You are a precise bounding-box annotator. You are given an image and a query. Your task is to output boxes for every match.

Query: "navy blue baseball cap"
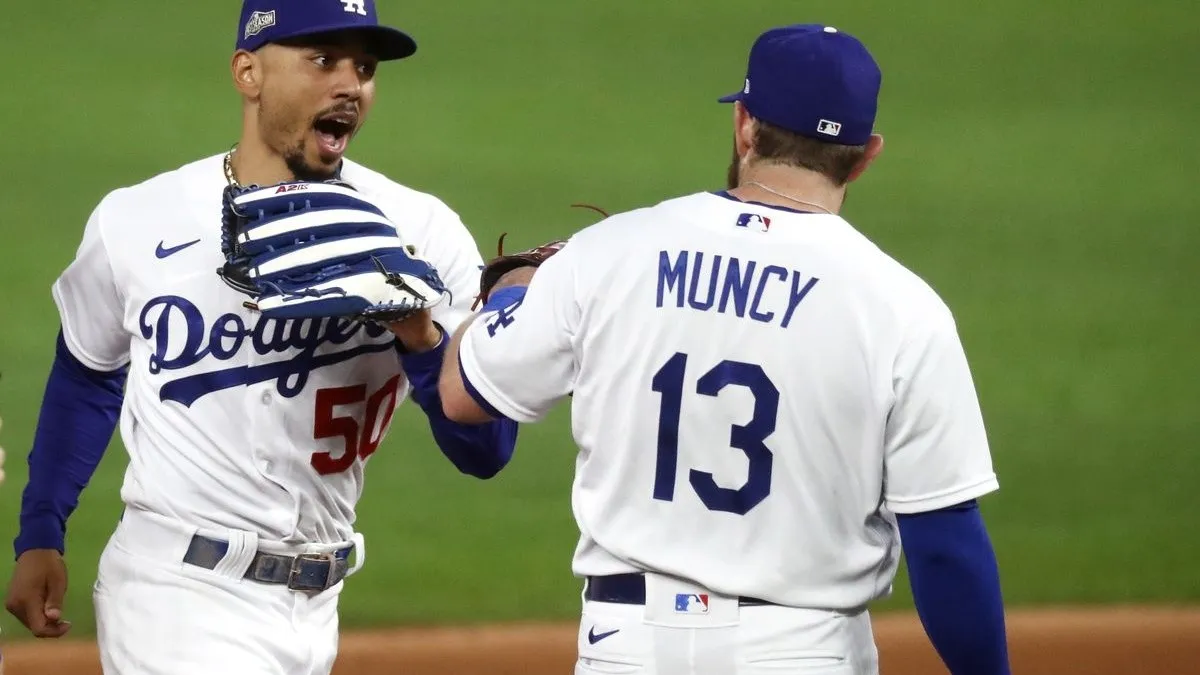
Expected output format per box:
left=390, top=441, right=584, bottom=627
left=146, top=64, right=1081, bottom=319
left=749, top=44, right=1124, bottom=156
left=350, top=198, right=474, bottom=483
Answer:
left=236, top=0, right=416, bottom=61
left=719, top=24, right=881, bottom=146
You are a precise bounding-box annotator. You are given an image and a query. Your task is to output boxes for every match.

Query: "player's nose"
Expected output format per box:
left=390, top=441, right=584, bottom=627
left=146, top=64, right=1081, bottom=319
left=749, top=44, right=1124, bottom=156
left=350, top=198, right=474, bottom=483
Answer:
left=329, top=60, right=364, bottom=100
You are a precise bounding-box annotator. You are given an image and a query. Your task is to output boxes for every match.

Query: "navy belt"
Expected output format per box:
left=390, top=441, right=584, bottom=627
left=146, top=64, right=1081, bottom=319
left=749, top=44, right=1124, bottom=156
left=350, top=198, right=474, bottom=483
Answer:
left=183, top=535, right=352, bottom=592
left=585, top=573, right=774, bottom=607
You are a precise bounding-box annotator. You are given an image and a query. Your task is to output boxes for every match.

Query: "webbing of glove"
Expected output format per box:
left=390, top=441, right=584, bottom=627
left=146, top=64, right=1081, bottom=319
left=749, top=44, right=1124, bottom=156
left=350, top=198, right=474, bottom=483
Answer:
left=472, top=233, right=568, bottom=310
left=216, top=179, right=372, bottom=300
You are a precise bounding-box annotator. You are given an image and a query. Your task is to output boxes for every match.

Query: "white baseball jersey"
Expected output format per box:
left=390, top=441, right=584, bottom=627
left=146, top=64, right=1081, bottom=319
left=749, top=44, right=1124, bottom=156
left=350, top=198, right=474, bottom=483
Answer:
left=53, top=153, right=483, bottom=545
left=458, top=191, right=999, bottom=610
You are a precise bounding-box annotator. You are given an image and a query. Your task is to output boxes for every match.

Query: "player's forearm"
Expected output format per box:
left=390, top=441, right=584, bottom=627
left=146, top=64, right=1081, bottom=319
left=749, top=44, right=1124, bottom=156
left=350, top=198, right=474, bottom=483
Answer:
left=425, top=409, right=517, bottom=478
left=15, top=331, right=125, bottom=557
left=438, top=315, right=477, bottom=419
left=896, top=500, right=1010, bottom=675
left=398, top=323, right=517, bottom=478
left=438, top=286, right=529, bottom=424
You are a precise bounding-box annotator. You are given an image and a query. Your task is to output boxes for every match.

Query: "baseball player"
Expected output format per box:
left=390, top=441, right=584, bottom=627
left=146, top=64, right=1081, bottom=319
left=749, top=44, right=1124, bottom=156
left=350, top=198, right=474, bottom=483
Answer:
left=4, top=2, right=518, bottom=673
left=439, top=24, right=1010, bottom=675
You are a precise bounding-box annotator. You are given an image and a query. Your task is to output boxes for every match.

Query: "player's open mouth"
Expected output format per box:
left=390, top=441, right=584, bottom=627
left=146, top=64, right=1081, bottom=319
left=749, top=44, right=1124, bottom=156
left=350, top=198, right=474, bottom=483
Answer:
left=313, top=113, right=357, bottom=158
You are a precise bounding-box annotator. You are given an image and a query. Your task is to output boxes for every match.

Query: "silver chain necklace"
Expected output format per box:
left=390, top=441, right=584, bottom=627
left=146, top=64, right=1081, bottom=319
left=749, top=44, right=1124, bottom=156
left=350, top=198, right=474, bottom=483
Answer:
left=743, top=180, right=833, bottom=214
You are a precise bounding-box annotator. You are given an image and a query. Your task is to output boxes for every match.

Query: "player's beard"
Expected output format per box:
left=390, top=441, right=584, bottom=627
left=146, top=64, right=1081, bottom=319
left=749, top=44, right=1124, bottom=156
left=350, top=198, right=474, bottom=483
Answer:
left=726, top=142, right=740, bottom=189
left=283, top=141, right=337, bottom=182
left=259, top=96, right=339, bottom=182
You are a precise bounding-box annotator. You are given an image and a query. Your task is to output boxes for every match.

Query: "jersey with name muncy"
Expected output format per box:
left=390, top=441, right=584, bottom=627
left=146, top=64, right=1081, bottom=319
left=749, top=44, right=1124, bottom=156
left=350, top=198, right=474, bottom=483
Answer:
left=457, top=191, right=999, bottom=610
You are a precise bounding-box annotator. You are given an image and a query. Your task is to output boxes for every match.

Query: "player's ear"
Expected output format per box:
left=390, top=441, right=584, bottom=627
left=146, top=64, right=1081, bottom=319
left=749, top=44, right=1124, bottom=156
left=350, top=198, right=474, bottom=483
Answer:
left=232, top=49, right=262, bottom=100
left=845, top=133, right=884, bottom=184
left=733, top=102, right=756, bottom=160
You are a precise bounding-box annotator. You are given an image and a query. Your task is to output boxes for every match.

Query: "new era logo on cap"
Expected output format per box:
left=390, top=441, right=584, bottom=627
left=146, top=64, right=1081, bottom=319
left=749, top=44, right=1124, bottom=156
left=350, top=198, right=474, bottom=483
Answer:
left=817, top=119, right=842, bottom=136
left=674, top=593, right=710, bottom=614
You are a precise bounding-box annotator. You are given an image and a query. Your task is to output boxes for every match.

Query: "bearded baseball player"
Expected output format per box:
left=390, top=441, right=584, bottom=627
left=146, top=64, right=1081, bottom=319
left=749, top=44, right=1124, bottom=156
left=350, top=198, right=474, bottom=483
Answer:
left=3, top=1, right=519, bottom=673
left=439, top=24, right=1010, bottom=675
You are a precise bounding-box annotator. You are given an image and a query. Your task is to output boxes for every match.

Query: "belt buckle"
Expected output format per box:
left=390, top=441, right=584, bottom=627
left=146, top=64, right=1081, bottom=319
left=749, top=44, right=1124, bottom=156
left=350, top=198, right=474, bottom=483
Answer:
left=287, top=552, right=336, bottom=592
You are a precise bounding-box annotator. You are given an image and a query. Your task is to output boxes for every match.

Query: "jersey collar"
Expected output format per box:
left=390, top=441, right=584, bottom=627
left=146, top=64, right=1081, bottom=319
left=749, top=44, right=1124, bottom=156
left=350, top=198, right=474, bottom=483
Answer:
left=710, top=190, right=815, bottom=215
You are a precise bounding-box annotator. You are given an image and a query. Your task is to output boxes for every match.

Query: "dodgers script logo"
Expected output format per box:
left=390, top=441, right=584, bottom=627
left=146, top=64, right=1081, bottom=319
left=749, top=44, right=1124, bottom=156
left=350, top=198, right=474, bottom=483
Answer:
left=139, top=296, right=393, bottom=407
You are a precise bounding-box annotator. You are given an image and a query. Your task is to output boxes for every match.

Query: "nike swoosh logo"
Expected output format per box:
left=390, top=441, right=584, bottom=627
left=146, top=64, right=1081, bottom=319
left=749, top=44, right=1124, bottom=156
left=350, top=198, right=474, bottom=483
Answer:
left=156, top=239, right=202, bottom=259
left=587, top=627, right=620, bottom=644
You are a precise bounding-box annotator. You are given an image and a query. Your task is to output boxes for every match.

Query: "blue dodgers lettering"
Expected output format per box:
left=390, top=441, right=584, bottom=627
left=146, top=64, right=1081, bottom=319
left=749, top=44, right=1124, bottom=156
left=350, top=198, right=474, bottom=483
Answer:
left=138, top=295, right=392, bottom=407
left=654, top=250, right=820, bottom=328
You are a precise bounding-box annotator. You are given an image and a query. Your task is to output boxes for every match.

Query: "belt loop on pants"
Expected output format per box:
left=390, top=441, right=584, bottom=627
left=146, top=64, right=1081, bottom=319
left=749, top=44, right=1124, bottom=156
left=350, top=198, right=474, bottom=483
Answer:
left=584, top=573, right=774, bottom=607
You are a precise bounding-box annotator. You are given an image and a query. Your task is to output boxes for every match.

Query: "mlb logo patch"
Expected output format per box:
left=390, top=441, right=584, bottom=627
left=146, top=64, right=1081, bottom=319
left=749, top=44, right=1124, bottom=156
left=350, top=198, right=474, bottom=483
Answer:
left=736, top=213, right=771, bottom=232
left=674, top=593, right=710, bottom=614
left=817, top=119, right=842, bottom=137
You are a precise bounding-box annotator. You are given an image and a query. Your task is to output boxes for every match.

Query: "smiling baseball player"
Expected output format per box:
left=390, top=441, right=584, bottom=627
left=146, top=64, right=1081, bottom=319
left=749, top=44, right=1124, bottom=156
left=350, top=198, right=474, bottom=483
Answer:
left=439, top=24, right=1010, bottom=675
left=4, top=2, right=518, bottom=673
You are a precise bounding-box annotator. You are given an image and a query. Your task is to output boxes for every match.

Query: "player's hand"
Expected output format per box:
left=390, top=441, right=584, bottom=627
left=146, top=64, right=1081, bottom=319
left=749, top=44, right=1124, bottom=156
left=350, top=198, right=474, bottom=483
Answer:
left=4, top=549, right=72, bottom=638
left=493, top=266, right=536, bottom=291
left=472, top=235, right=566, bottom=310
left=388, top=310, right=443, bottom=353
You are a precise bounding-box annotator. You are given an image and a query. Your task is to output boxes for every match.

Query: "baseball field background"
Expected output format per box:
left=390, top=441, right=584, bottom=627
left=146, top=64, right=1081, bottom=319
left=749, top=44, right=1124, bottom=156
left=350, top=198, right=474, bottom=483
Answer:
left=1, top=0, right=1198, bottom=673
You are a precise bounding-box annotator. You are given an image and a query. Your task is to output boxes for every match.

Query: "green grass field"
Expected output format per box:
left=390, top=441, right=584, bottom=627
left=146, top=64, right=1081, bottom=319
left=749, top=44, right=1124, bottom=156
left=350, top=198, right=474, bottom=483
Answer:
left=1, top=0, right=1198, bottom=641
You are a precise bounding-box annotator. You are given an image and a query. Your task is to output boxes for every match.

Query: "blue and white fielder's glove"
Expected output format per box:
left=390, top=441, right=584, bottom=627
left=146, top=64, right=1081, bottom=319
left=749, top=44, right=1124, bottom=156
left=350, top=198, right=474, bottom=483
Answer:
left=216, top=180, right=450, bottom=322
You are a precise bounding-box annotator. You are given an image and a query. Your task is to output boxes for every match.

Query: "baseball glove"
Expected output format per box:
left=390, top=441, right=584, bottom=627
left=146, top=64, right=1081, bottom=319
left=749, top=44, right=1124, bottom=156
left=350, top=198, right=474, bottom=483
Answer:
left=217, top=180, right=450, bottom=323
left=470, top=203, right=608, bottom=310
left=472, top=234, right=567, bottom=310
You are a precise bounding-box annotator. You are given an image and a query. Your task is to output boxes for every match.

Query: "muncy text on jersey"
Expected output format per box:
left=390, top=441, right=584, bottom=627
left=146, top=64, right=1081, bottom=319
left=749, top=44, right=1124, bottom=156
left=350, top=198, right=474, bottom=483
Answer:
left=656, top=250, right=819, bottom=328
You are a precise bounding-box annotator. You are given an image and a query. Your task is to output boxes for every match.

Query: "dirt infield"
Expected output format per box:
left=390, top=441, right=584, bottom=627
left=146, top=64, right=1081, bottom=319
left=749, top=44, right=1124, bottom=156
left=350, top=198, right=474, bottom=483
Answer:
left=3, top=607, right=1198, bottom=674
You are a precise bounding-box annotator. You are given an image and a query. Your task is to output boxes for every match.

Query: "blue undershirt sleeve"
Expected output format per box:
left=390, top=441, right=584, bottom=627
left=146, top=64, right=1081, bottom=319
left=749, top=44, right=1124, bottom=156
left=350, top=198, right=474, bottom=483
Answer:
left=14, top=330, right=126, bottom=558
left=396, top=323, right=518, bottom=478
left=896, top=500, right=1011, bottom=675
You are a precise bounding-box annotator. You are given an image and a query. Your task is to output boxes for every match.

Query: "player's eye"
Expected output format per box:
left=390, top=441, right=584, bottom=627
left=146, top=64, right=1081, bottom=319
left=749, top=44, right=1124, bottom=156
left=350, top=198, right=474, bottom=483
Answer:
left=311, top=54, right=332, bottom=68
left=357, top=60, right=378, bottom=78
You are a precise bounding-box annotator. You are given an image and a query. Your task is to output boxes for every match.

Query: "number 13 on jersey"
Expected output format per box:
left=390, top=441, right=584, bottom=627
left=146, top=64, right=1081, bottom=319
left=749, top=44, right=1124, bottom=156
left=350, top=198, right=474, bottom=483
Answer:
left=651, top=352, right=780, bottom=516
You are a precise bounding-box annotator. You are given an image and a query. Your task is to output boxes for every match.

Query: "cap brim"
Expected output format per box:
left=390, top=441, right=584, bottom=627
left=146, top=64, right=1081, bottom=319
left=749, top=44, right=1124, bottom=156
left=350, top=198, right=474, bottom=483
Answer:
left=356, top=25, right=418, bottom=61
left=718, top=91, right=744, bottom=103
left=273, top=24, right=417, bottom=61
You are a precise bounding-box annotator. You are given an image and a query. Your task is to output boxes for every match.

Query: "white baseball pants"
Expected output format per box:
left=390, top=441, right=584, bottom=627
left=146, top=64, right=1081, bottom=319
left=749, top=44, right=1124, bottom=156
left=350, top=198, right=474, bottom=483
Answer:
left=93, top=508, right=354, bottom=675
left=575, top=573, right=879, bottom=675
